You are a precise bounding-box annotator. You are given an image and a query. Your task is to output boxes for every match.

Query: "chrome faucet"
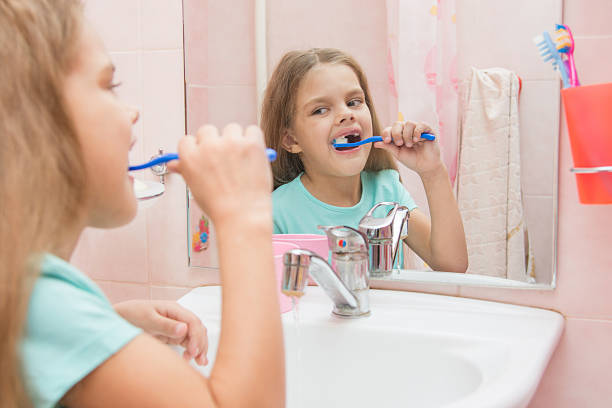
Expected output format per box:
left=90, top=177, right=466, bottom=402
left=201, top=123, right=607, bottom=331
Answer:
left=281, top=226, right=370, bottom=318
left=358, top=202, right=410, bottom=277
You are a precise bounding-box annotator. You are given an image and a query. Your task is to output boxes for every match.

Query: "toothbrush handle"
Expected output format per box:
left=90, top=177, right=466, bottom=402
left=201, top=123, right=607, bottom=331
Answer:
left=375, top=133, right=436, bottom=141
left=420, top=133, right=436, bottom=141
left=128, top=153, right=178, bottom=171
left=128, top=148, right=277, bottom=171
left=568, top=54, right=580, bottom=87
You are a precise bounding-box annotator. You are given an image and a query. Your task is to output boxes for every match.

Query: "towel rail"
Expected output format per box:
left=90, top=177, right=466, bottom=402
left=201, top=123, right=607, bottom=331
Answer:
left=570, top=166, right=612, bottom=174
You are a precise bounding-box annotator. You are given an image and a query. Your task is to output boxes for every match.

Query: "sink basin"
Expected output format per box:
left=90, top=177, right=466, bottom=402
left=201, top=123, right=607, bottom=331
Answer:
left=178, top=286, right=563, bottom=408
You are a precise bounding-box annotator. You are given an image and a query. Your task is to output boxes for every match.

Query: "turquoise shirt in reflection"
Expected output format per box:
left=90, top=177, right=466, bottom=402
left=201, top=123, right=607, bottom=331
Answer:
left=272, top=169, right=418, bottom=266
left=21, top=254, right=141, bottom=408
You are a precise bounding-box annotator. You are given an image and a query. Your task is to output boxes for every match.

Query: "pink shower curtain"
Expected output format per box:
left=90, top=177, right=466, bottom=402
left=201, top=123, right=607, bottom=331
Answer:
left=386, top=0, right=458, bottom=190
left=386, top=0, right=458, bottom=270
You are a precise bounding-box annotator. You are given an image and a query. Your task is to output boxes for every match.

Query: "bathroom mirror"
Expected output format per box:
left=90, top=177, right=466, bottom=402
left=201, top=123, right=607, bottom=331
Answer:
left=183, top=0, right=561, bottom=289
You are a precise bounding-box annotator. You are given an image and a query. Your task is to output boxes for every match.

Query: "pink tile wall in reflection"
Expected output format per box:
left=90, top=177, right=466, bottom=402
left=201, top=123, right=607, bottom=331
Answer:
left=72, top=0, right=195, bottom=301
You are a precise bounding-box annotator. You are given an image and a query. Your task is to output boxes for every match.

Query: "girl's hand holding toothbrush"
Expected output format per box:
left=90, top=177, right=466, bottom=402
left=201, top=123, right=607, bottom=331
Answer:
left=167, top=124, right=272, bottom=225
left=376, top=120, right=445, bottom=177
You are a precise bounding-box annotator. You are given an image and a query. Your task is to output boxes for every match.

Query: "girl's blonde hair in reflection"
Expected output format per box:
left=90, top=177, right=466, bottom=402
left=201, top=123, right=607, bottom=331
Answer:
left=261, top=48, right=398, bottom=190
left=0, top=0, right=86, bottom=406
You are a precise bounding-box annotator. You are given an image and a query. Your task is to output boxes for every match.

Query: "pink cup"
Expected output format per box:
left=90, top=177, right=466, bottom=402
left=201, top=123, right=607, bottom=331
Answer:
left=273, top=241, right=299, bottom=313
left=272, top=234, right=329, bottom=285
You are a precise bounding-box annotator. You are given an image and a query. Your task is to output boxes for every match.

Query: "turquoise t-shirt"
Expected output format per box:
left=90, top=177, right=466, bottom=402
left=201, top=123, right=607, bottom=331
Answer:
left=273, top=169, right=417, bottom=235
left=21, top=254, right=142, bottom=408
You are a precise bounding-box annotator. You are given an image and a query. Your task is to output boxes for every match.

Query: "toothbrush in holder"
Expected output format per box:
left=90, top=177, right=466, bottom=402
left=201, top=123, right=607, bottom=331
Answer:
left=333, top=133, right=435, bottom=149
left=533, top=31, right=571, bottom=88
left=128, top=148, right=277, bottom=171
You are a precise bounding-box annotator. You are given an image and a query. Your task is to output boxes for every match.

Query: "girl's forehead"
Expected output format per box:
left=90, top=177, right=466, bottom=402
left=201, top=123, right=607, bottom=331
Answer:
left=298, top=64, right=362, bottom=101
left=72, top=24, right=111, bottom=73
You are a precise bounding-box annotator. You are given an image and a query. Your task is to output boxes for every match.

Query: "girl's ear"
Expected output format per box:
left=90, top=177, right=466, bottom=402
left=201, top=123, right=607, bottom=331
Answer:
left=281, top=129, right=302, bottom=154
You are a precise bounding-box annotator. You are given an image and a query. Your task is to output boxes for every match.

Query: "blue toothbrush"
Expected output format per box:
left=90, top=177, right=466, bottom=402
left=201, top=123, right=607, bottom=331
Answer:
left=533, top=31, right=571, bottom=88
left=128, top=148, right=277, bottom=171
left=332, top=133, right=435, bottom=148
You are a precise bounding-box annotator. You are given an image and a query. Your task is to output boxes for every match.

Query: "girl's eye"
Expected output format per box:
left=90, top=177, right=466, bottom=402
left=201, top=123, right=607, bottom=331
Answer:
left=348, top=98, right=363, bottom=107
left=312, top=107, right=328, bottom=115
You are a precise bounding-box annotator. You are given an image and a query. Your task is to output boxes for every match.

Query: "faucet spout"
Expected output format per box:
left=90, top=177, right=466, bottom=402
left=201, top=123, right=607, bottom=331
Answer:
left=282, top=246, right=370, bottom=318
left=282, top=249, right=357, bottom=306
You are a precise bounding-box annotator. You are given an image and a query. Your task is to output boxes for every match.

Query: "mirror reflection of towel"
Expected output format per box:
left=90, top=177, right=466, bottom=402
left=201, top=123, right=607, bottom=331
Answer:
left=457, top=68, right=534, bottom=281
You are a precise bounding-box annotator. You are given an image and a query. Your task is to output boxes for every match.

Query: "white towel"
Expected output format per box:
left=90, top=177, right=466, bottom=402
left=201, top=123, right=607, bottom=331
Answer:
left=457, top=68, right=533, bottom=281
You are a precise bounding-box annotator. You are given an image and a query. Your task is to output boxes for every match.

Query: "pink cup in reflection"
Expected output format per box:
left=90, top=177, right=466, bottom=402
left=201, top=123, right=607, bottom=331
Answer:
left=273, top=241, right=299, bottom=313
left=272, top=234, right=329, bottom=285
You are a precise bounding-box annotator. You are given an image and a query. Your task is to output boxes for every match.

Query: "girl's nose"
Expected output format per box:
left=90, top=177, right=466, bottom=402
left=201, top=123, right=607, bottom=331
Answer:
left=336, top=109, right=354, bottom=125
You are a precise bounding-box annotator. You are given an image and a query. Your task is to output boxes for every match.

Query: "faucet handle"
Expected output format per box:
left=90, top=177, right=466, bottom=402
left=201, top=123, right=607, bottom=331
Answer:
left=358, top=202, right=400, bottom=240
left=318, top=225, right=368, bottom=254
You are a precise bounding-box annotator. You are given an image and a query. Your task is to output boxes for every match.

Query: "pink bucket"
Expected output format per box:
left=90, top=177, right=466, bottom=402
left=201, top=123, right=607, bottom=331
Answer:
left=272, top=234, right=329, bottom=286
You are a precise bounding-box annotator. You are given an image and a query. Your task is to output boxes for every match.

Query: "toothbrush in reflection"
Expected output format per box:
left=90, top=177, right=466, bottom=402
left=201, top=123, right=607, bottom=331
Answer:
left=128, top=148, right=277, bottom=171
left=332, top=134, right=435, bottom=149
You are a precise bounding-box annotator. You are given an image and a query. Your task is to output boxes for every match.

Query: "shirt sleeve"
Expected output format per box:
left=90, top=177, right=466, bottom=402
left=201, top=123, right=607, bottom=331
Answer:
left=22, top=261, right=141, bottom=408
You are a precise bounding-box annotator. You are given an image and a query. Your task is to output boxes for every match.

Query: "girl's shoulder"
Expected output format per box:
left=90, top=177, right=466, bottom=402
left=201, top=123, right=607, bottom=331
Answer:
left=24, top=254, right=141, bottom=408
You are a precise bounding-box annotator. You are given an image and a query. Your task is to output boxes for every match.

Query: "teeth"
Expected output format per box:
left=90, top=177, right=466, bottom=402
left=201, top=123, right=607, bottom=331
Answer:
left=333, top=136, right=349, bottom=144
left=333, top=133, right=360, bottom=145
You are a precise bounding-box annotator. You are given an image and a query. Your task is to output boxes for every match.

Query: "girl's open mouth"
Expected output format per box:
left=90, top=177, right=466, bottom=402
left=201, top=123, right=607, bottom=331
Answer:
left=332, top=133, right=361, bottom=151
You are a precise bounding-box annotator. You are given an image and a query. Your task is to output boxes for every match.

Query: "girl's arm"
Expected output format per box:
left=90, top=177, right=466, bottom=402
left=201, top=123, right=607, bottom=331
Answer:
left=377, top=121, right=468, bottom=273
left=403, top=165, right=468, bottom=272
left=62, top=125, right=284, bottom=408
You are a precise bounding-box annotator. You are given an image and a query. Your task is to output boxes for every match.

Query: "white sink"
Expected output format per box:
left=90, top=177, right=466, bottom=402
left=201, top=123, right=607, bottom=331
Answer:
left=178, top=286, right=563, bottom=408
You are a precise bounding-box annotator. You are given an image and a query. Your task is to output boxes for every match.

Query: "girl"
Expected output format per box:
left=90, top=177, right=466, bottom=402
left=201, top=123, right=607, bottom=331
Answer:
left=263, top=48, right=467, bottom=273
left=0, top=1, right=283, bottom=407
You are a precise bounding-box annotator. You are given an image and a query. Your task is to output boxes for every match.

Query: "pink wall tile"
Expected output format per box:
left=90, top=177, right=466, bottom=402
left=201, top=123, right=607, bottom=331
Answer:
left=141, top=50, right=186, bottom=160
left=184, top=0, right=255, bottom=86
left=203, top=85, right=258, bottom=129
left=523, top=195, right=555, bottom=284
left=572, top=37, right=612, bottom=86
left=84, top=0, right=140, bottom=52
left=150, top=285, right=193, bottom=301
left=529, top=319, right=612, bottom=408
left=77, top=213, right=149, bottom=283
left=186, top=86, right=208, bottom=134
left=519, top=80, right=560, bottom=196
left=267, top=0, right=388, bottom=113
left=456, top=0, right=562, bottom=81
left=564, top=0, right=612, bottom=37
left=141, top=0, right=184, bottom=50
left=206, top=0, right=255, bottom=86
left=182, top=0, right=208, bottom=85
left=95, top=281, right=150, bottom=303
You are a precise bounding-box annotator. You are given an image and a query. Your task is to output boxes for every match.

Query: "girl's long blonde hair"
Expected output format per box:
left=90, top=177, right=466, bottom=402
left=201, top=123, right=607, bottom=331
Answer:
left=0, top=1, right=85, bottom=406
left=261, top=48, right=397, bottom=190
